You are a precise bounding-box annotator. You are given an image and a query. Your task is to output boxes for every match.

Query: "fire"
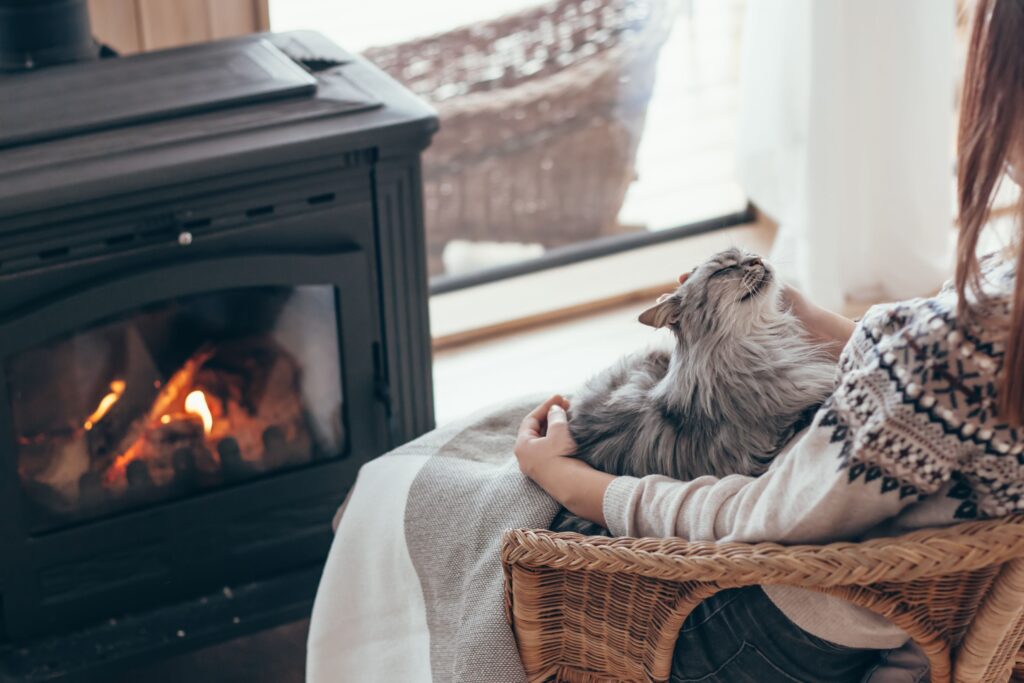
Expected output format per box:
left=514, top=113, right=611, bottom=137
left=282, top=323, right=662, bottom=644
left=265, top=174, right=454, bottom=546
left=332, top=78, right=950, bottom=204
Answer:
left=103, top=386, right=216, bottom=486
left=184, top=390, right=214, bottom=434
left=84, top=380, right=126, bottom=430
left=108, top=440, right=145, bottom=484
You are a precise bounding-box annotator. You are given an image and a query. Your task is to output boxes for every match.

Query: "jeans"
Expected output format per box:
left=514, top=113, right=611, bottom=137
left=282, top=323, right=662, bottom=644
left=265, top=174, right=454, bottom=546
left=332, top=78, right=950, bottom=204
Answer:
left=670, top=587, right=929, bottom=683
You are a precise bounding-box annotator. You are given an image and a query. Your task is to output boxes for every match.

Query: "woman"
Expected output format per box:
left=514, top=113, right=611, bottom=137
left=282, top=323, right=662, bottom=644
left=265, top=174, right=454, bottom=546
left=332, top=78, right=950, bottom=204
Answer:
left=514, top=1, right=1024, bottom=680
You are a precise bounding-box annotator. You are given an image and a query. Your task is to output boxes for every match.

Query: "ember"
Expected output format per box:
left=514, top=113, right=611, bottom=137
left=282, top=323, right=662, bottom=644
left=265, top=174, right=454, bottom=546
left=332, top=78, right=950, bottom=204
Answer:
left=15, top=334, right=320, bottom=518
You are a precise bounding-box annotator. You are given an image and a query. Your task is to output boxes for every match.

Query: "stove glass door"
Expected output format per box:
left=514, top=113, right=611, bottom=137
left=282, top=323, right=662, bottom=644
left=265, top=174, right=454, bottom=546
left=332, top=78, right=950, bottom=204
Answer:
left=10, top=285, right=345, bottom=532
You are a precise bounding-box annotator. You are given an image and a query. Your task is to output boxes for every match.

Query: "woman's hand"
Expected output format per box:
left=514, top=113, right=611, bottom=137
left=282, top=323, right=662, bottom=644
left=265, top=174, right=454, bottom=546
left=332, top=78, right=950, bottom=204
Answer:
left=780, top=284, right=856, bottom=360
left=514, top=395, right=615, bottom=529
left=514, top=394, right=576, bottom=479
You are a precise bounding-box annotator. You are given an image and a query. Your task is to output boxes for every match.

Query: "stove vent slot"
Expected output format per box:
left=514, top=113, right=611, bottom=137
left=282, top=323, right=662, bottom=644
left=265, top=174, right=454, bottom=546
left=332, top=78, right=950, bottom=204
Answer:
left=139, top=226, right=178, bottom=240
left=307, top=192, right=335, bottom=205
left=181, top=218, right=212, bottom=230
left=104, top=233, right=136, bottom=247
left=0, top=176, right=355, bottom=275
left=245, top=205, right=276, bottom=218
left=39, top=247, right=70, bottom=260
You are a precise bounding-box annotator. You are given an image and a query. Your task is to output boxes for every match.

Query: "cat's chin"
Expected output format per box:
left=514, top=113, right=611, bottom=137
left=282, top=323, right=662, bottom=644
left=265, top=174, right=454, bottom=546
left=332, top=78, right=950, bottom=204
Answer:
left=740, top=269, right=773, bottom=302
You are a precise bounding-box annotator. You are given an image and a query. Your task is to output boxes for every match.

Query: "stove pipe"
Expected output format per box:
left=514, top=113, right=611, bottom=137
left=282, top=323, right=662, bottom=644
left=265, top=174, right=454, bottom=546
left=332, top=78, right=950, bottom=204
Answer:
left=0, top=0, right=98, bottom=72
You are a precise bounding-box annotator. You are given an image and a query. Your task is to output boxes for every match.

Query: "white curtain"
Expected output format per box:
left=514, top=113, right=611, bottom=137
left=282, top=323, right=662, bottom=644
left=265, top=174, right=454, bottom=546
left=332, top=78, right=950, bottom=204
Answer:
left=736, top=0, right=956, bottom=311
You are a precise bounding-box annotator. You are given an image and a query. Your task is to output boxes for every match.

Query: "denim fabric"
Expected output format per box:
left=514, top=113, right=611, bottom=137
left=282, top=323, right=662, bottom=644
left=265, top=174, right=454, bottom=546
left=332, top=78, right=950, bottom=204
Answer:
left=670, top=587, right=928, bottom=683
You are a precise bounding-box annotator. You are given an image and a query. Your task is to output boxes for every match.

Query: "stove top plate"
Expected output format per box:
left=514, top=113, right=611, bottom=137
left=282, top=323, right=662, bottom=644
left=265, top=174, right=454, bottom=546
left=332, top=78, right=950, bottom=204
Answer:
left=0, top=39, right=319, bottom=149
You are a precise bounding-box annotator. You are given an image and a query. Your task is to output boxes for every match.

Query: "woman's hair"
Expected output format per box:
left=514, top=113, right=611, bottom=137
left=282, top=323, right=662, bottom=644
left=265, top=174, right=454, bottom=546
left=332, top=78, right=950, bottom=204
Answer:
left=957, top=0, right=1024, bottom=425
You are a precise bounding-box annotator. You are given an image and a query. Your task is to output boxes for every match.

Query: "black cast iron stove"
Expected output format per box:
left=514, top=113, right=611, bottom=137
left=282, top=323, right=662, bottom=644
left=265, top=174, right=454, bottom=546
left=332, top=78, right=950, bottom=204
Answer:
left=0, top=13, right=437, bottom=681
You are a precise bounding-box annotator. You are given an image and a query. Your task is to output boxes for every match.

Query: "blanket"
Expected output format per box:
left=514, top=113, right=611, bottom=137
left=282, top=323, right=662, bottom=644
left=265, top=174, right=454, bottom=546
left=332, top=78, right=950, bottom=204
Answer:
left=306, top=395, right=557, bottom=682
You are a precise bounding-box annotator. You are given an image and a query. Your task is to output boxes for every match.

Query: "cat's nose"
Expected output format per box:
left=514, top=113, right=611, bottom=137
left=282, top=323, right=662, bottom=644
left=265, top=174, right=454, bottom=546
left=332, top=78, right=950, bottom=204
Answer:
left=744, top=257, right=764, bottom=269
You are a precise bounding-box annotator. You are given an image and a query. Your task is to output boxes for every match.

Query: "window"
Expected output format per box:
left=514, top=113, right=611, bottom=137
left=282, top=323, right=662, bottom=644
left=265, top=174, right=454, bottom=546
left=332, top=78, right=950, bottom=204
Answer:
left=271, top=0, right=750, bottom=287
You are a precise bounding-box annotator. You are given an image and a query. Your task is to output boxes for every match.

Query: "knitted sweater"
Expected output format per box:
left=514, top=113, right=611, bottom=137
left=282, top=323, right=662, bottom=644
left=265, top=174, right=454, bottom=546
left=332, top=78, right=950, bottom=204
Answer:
left=602, top=257, right=1019, bottom=649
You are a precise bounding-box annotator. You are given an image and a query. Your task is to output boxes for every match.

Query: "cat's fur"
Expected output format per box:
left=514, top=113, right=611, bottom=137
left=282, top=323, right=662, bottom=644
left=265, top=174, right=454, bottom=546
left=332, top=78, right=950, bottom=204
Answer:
left=551, top=248, right=838, bottom=536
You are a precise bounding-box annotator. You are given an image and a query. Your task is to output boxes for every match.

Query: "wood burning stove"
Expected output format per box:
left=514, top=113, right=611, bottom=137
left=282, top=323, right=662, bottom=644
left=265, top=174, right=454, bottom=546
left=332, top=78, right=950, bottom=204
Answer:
left=0, top=29, right=436, bottom=681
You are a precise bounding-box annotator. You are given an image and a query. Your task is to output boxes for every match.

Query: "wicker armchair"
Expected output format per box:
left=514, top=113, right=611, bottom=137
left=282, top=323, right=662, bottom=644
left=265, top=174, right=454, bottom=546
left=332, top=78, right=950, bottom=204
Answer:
left=501, top=517, right=1024, bottom=683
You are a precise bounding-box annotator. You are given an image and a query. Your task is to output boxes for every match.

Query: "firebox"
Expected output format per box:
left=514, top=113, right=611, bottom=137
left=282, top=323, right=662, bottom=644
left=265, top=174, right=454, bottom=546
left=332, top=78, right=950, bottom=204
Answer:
left=0, top=28, right=436, bottom=680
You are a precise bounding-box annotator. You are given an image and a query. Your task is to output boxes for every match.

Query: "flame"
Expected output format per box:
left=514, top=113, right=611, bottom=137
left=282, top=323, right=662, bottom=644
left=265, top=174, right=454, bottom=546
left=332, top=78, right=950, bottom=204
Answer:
left=145, top=347, right=213, bottom=424
left=184, top=390, right=214, bottom=434
left=108, top=440, right=145, bottom=484
left=84, top=380, right=126, bottom=430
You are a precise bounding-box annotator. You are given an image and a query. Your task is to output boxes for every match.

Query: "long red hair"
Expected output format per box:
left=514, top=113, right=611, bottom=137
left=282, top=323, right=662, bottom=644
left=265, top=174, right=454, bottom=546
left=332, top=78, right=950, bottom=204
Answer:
left=957, top=0, right=1024, bottom=425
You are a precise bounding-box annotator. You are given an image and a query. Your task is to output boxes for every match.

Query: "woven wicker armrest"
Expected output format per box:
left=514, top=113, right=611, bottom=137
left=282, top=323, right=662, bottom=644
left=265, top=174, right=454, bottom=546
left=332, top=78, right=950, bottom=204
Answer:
left=501, top=518, right=1024, bottom=683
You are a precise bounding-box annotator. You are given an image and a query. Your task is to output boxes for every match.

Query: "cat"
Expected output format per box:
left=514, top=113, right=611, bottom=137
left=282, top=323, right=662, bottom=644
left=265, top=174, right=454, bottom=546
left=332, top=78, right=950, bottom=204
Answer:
left=551, top=247, right=838, bottom=536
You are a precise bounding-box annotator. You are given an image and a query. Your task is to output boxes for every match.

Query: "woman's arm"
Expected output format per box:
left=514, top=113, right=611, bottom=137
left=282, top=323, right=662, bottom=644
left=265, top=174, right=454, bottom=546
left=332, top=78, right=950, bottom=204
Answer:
left=601, top=418, right=907, bottom=544
left=516, top=392, right=940, bottom=544
left=518, top=286, right=975, bottom=543
left=513, top=391, right=910, bottom=542
left=517, top=313, right=969, bottom=543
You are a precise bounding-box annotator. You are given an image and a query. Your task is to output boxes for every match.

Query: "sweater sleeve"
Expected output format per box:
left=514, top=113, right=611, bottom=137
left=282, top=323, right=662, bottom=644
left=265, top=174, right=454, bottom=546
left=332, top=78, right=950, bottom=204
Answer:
left=604, top=299, right=975, bottom=543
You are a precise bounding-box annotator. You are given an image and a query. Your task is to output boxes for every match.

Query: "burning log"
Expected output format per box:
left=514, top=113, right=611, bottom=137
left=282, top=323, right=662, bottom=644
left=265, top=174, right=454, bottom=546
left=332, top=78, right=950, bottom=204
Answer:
left=126, top=459, right=154, bottom=494
left=217, top=437, right=248, bottom=480
left=171, top=447, right=198, bottom=493
left=78, top=470, right=107, bottom=510
left=20, top=335, right=315, bottom=517
left=152, top=412, right=205, bottom=446
left=261, top=426, right=288, bottom=469
left=145, top=347, right=215, bottom=424
left=16, top=432, right=89, bottom=510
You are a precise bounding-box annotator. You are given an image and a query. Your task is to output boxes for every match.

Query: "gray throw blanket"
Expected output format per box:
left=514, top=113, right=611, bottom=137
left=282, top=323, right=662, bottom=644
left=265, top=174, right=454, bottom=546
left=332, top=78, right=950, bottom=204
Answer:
left=307, top=396, right=558, bottom=682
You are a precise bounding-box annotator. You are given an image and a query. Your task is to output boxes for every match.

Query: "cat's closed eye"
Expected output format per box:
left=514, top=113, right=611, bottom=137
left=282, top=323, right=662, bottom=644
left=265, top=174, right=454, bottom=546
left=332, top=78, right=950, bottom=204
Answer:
left=710, top=265, right=739, bottom=278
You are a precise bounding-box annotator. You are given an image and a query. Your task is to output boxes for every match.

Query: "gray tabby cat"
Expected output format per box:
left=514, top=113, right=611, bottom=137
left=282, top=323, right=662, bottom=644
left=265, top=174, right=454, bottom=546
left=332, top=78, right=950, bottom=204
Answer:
left=551, top=247, right=837, bottom=536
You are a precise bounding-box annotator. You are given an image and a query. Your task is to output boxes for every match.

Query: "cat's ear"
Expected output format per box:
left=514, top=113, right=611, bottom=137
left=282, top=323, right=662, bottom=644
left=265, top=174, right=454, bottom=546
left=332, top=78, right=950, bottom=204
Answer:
left=638, top=298, right=680, bottom=328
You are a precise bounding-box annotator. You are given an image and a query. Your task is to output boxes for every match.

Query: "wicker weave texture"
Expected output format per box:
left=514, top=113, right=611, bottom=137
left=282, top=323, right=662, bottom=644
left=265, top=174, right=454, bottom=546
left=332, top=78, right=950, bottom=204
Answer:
left=364, top=0, right=673, bottom=275
left=502, top=517, right=1024, bottom=683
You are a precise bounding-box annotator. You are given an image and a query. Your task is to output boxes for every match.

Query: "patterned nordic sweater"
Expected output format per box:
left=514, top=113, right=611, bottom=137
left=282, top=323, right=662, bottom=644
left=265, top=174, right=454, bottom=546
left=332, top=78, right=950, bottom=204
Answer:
left=602, top=257, right=1020, bottom=649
